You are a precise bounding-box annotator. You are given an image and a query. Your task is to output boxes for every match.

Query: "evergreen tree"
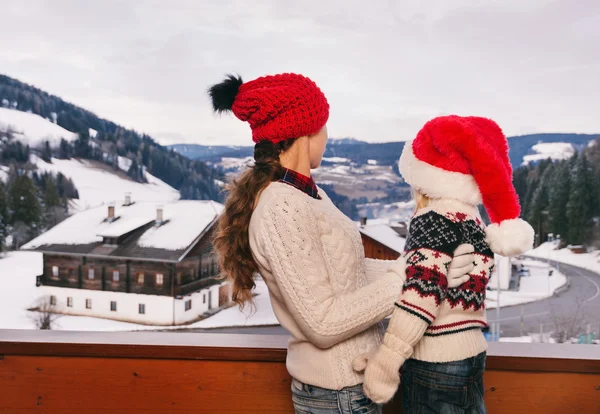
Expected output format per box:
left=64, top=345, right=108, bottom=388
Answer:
left=43, top=177, right=61, bottom=208
left=527, top=163, right=554, bottom=244
left=73, top=131, right=91, bottom=158
left=566, top=154, right=594, bottom=245
left=0, top=181, right=8, bottom=251
left=8, top=172, right=42, bottom=247
left=8, top=173, right=42, bottom=227
left=41, top=140, right=52, bottom=162
left=58, top=138, right=72, bottom=159
left=547, top=160, right=570, bottom=242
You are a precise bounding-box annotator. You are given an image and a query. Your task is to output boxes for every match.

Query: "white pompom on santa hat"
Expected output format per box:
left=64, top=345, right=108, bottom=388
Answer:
left=399, top=115, right=535, bottom=257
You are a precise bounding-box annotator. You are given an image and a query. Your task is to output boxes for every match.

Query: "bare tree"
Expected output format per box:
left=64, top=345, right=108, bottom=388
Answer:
left=29, top=296, right=61, bottom=330
left=548, top=298, right=588, bottom=343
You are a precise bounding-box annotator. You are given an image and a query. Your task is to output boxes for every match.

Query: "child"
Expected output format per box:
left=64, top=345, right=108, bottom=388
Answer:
left=353, top=115, right=534, bottom=412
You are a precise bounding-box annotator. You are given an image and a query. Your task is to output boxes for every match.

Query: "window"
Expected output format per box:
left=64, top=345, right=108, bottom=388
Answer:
left=110, top=301, right=117, bottom=312
left=88, top=268, right=95, bottom=280
left=68, top=268, right=76, bottom=280
left=50, top=295, right=56, bottom=306
left=137, top=273, right=145, bottom=285
left=211, top=260, right=216, bottom=276
left=112, top=270, right=120, bottom=282
left=139, top=304, right=146, bottom=314
left=203, top=264, right=209, bottom=277
left=185, top=300, right=192, bottom=311
left=176, top=272, right=182, bottom=285
left=67, top=297, right=73, bottom=307
left=51, top=266, right=59, bottom=279
left=203, top=294, right=206, bottom=304
left=155, top=273, right=164, bottom=286
left=86, top=299, right=92, bottom=309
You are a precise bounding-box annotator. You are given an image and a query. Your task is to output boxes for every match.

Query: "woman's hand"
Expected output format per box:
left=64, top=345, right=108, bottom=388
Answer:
left=447, top=243, right=475, bottom=288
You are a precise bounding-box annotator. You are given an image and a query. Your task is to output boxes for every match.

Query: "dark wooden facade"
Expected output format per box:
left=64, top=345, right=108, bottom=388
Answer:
left=40, top=226, right=221, bottom=298
left=360, top=233, right=402, bottom=260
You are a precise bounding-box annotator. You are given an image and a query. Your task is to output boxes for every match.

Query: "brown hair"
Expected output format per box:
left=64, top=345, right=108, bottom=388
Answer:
left=213, top=138, right=295, bottom=309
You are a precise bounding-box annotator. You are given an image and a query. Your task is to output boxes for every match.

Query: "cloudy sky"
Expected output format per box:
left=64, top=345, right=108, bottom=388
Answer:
left=1, top=0, right=599, bottom=146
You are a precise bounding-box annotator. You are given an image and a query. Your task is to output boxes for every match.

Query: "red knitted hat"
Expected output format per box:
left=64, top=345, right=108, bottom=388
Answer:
left=208, top=73, right=329, bottom=144
left=398, top=115, right=534, bottom=256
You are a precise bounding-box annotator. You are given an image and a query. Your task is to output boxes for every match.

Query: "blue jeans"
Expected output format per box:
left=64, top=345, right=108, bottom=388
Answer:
left=401, top=352, right=487, bottom=414
left=291, top=379, right=381, bottom=414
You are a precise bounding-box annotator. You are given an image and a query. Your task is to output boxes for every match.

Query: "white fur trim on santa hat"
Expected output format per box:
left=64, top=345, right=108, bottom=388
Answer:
left=485, top=218, right=535, bottom=257
left=399, top=141, right=482, bottom=205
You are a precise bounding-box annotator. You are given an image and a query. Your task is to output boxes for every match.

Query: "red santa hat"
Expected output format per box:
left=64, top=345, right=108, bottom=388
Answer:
left=399, top=115, right=534, bottom=257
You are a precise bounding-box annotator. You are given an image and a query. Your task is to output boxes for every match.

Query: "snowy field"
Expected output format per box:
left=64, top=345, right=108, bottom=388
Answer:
left=485, top=260, right=567, bottom=309
left=0, top=107, right=78, bottom=147
left=528, top=242, right=600, bottom=274
left=33, top=155, right=179, bottom=211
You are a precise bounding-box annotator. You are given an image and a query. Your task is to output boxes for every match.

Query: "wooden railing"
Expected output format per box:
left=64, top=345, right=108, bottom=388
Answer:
left=0, top=330, right=598, bottom=413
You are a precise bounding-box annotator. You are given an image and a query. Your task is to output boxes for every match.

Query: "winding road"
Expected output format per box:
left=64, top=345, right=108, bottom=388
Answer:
left=487, top=259, right=600, bottom=338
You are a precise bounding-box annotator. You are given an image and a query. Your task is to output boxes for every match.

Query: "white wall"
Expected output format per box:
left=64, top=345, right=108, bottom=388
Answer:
left=40, top=282, right=228, bottom=326
left=489, top=255, right=512, bottom=290
left=173, top=284, right=223, bottom=324
left=40, top=286, right=175, bottom=325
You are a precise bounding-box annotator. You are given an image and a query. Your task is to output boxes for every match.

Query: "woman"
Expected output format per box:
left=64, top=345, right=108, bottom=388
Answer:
left=209, top=73, right=475, bottom=414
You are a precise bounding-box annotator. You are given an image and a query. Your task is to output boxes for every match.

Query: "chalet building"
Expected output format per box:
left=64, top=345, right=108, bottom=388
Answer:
left=358, top=218, right=406, bottom=260
left=23, top=197, right=230, bottom=325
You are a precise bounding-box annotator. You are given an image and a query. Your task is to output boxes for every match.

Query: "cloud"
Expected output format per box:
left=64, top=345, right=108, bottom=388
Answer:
left=0, top=0, right=598, bottom=145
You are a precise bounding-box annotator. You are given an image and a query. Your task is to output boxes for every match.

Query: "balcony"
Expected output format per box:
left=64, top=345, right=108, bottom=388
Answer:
left=0, top=330, right=598, bottom=413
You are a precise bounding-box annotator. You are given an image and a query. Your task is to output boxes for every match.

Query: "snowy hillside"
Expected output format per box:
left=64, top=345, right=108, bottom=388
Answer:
left=522, top=142, right=575, bottom=165
left=0, top=107, right=78, bottom=147
left=33, top=155, right=179, bottom=211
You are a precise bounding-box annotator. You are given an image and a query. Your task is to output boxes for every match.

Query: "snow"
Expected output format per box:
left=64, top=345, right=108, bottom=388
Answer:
left=367, top=159, right=378, bottom=165
left=499, top=334, right=557, bottom=344
left=0, top=107, right=78, bottom=147
left=137, top=201, right=224, bottom=251
left=0, top=165, right=8, bottom=182
left=23, top=200, right=222, bottom=250
left=357, top=200, right=415, bottom=222
left=194, top=278, right=278, bottom=329
left=33, top=155, right=179, bottom=211
left=322, top=157, right=350, bottom=163
left=528, top=242, right=600, bottom=274
left=522, top=142, right=575, bottom=165
left=485, top=260, right=568, bottom=309
left=358, top=221, right=406, bottom=253
left=220, top=156, right=253, bottom=170
left=117, top=156, right=132, bottom=172
left=89, top=128, right=98, bottom=138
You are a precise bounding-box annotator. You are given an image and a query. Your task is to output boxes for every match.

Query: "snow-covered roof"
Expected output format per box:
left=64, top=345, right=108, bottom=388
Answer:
left=23, top=200, right=224, bottom=262
left=358, top=221, right=406, bottom=253
left=0, top=107, right=78, bottom=147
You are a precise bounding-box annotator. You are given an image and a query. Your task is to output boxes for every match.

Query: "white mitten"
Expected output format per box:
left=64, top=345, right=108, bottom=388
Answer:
left=448, top=243, right=475, bottom=288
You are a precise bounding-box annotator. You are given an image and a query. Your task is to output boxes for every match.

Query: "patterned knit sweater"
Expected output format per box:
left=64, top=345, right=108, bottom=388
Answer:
left=248, top=182, right=405, bottom=390
left=386, top=199, right=492, bottom=363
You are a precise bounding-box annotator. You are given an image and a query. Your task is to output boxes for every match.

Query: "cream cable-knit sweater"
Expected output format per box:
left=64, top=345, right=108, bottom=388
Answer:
left=249, top=182, right=404, bottom=390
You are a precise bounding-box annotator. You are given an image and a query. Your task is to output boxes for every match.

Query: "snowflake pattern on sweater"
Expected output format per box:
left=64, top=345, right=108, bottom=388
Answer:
left=386, top=200, right=494, bottom=362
